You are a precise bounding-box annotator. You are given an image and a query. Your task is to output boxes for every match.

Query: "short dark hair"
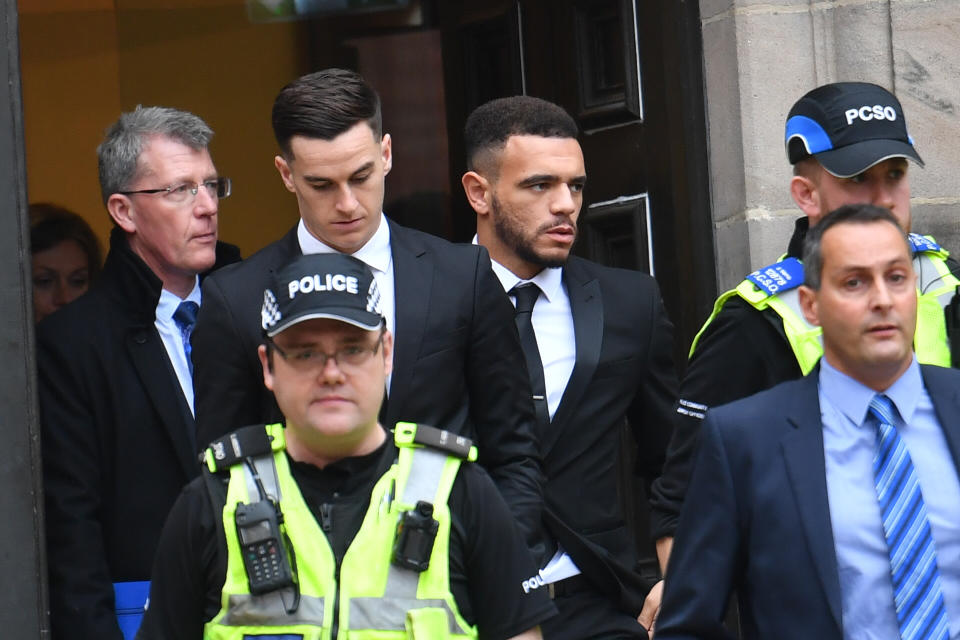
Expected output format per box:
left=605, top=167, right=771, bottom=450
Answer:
left=272, top=68, right=382, bottom=157
left=802, top=203, right=909, bottom=290
left=97, top=106, right=213, bottom=206
left=29, top=203, right=103, bottom=281
left=464, top=96, right=578, bottom=176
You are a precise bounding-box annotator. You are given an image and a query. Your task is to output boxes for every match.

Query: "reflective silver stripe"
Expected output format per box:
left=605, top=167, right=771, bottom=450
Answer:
left=400, top=447, right=448, bottom=505
left=383, top=447, right=449, bottom=600
left=349, top=597, right=469, bottom=634
left=384, top=561, right=420, bottom=600
left=773, top=288, right=825, bottom=353
left=915, top=253, right=956, bottom=308
left=220, top=591, right=324, bottom=626
left=243, top=452, right=282, bottom=503
left=775, top=288, right=819, bottom=334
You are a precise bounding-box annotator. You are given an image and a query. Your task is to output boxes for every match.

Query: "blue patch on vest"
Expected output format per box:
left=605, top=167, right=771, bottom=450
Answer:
left=909, top=233, right=940, bottom=254
left=745, top=257, right=805, bottom=296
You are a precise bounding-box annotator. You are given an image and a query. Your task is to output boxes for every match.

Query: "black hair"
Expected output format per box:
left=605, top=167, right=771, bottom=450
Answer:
left=464, top=95, right=578, bottom=175
left=272, top=68, right=382, bottom=157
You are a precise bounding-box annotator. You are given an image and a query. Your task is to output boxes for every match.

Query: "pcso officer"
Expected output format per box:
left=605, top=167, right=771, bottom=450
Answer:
left=649, top=81, right=960, bottom=560
left=137, top=253, right=554, bottom=640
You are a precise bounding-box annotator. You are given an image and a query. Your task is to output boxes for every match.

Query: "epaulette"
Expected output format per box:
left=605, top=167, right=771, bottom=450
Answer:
left=394, top=422, right=478, bottom=461
left=744, top=256, right=805, bottom=297
left=908, top=233, right=942, bottom=254
left=203, top=424, right=278, bottom=473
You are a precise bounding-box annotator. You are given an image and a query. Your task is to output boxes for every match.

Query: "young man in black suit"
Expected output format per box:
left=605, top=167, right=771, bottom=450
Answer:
left=38, top=106, right=234, bottom=638
left=191, top=69, right=542, bottom=545
left=461, top=95, right=678, bottom=639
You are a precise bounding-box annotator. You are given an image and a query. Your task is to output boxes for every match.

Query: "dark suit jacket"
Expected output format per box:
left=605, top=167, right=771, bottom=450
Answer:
left=192, top=220, right=542, bottom=538
left=37, top=229, right=223, bottom=639
left=540, top=256, right=678, bottom=615
left=656, top=364, right=960, bottom=640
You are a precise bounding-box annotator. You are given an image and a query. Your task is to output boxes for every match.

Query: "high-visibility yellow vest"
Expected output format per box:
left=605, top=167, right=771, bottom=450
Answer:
left=690, top=234, right=959, bottom=373
left=202, top=422, right=479, bottom=640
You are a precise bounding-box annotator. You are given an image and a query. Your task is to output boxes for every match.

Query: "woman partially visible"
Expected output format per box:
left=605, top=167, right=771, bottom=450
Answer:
left=30, top=203, right=103, bottom=323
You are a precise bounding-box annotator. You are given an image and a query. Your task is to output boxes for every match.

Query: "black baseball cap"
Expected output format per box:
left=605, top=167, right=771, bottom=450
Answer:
left=784, top=81, right=923, bottom=178
left=261, top=253, right=384, bottom=338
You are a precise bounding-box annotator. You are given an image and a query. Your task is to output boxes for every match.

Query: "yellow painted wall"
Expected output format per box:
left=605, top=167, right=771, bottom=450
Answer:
left=19, top=0, right=309, bottom=258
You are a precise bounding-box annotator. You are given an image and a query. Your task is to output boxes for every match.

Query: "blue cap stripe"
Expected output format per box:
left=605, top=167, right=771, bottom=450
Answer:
left=785, top=115, right=833, bottom=155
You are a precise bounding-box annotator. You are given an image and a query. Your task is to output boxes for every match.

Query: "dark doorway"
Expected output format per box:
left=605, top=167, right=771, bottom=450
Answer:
left=438, top=0, right=715, bottom=354
left=437, top=0, right=715, bottom=578
left=304, top=0, right=716, bottom=582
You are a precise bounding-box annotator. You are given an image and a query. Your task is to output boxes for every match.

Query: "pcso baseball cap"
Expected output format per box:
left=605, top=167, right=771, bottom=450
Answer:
left=261, top=253, right=384, bottom=338
left=784, top=81, right=923, bottom=178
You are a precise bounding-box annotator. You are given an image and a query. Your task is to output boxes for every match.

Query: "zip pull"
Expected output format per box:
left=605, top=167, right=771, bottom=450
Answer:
left=319, top=503, right=333, bottom=533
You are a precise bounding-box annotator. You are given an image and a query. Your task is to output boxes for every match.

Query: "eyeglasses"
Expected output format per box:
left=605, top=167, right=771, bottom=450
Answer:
left=119, top=177, right=232, bottom=205
left=266, top=330, right=384, bottom=372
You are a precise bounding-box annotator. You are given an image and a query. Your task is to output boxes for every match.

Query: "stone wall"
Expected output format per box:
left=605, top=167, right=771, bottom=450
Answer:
left=700, top=0, right=960, bottom=290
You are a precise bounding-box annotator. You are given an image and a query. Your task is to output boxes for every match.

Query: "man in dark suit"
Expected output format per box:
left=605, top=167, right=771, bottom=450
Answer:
left=461, top=95, right=678, bottom=639
left=38, top=106, right=235, bottom=638
left=657, top=204, right=960, bottom=639
left=191, top=69, right=542, bottom=543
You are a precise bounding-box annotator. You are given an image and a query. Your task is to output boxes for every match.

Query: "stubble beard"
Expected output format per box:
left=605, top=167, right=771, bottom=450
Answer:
left=491, top=194, right=574, bottom=270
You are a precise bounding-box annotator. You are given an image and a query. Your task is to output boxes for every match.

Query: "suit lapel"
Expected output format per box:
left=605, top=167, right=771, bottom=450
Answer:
left=780, top=371, right=843, bottom=628
left=383, top=223, right=431, bottom=428
left=126, top=325, right=197, bottom=477
left=541, top=259, right=602, bottom=455
left=920, top=365, right=960, bottom=469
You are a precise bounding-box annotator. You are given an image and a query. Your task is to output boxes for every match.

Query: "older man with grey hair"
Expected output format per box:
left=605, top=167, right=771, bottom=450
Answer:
left=37, top=105, right=237, bottom=639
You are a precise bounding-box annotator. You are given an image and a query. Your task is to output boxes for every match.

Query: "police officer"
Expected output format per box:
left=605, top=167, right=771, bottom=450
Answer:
left=649, top=81, right=960, bottom=563
left=137, top=253, right=554, bottom=640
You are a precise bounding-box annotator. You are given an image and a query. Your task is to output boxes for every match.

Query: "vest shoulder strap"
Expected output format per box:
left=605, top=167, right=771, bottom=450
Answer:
left=204, top=423, right=285, bottom=473
left=394, top=422, right=478, bottom=462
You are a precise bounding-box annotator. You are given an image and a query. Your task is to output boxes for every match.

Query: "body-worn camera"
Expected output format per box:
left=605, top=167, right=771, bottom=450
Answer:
left=392, top=501, right=439, bottom=572
left=235, top=500, right=296, bottom=594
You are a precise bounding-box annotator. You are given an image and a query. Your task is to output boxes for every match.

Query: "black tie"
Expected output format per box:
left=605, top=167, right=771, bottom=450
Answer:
left=511, top=284, right=550, bottom=428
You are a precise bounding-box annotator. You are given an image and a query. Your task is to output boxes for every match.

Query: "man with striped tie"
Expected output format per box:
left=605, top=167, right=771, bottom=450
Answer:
left=656, top=203, right=960, bottom=639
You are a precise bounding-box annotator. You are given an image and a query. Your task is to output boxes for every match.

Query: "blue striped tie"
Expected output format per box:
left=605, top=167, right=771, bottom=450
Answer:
left=868, top=394, right=950, bottom=640
left=173, top=301, right=199, bottom=376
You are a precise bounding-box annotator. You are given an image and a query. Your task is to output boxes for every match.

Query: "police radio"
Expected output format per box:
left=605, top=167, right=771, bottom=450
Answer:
left=946, top=285, right=960, bottom=368
left=392, top=500, right=439, bottom=572
left=235, top=457, right=297, bottom=597
left=235, top=499, right=296, bottom=594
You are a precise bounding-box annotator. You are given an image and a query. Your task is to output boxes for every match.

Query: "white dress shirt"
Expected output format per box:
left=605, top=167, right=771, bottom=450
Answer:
left=155, top=278, right=202, bottom=415
left=487, top=260, right=576, bottom=419
left=298, top=214, right=396, bottom=390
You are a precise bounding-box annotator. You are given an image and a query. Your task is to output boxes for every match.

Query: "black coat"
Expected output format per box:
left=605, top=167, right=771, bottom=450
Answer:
left=38, top=229, right=239, bottom=639
left=541, top=256, right=678, bottom=623
left=191, top=220, right=543, bottom=542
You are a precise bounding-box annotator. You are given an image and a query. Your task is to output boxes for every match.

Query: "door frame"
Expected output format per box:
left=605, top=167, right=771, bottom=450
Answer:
left=0, top=0, right=50, bottom=634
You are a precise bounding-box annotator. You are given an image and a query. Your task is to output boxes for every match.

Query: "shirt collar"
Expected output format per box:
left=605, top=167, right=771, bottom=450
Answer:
left=819, top=355, right=921, bottom=427
left=298, top=213, right=392, bottom=274
left=472, top=234, right=565, bottom=303
left=156, top=278, right=201, bottom=322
